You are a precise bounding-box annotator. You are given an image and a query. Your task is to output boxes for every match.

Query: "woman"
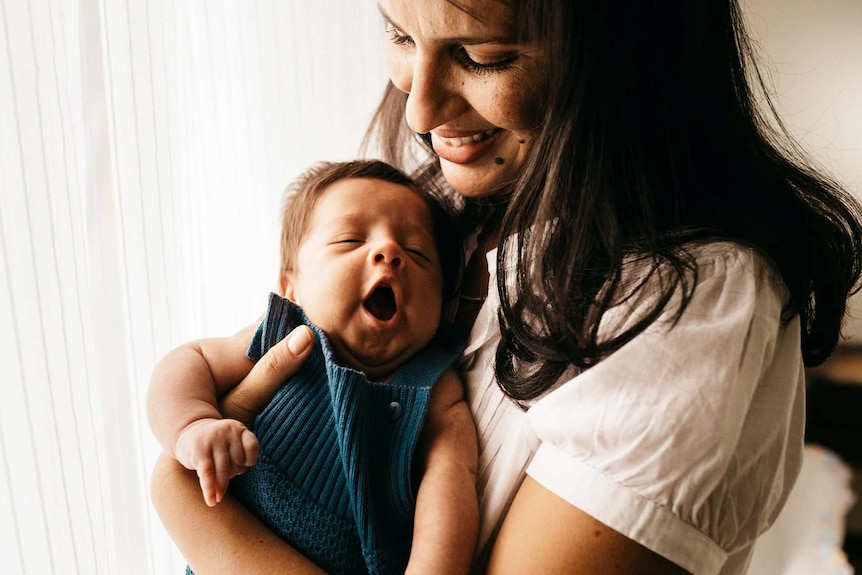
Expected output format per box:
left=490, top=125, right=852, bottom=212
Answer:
left=151, top=0, right=862, bottom=573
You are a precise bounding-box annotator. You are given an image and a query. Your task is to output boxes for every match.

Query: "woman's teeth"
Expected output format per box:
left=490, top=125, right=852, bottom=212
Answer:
left=437, top=129, right=498, bottom=148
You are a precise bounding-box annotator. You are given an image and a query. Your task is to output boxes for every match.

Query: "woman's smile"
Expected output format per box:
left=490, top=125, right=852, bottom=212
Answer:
left=430, top=129, right=503, bottom=164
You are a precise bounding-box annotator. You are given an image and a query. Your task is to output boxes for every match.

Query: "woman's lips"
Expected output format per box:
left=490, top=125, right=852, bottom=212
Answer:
left=431, top=129, right=502, bottom=165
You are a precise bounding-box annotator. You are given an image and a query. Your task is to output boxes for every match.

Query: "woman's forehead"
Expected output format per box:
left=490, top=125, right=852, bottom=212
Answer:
left=379, top=0, right=519, bottom=40
left=443, top=0, right=517, bottom=23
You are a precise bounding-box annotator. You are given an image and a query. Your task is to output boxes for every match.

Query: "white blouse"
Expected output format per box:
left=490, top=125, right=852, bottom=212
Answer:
left=459, top=242, right=805, bottom=575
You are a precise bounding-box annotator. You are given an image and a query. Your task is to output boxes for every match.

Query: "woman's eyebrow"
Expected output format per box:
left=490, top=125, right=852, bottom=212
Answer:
left=377, top=4, right=399, bottom=30
left=379, top=2, right=484, bottom=26
left=377, top=3, right=516, bottom=46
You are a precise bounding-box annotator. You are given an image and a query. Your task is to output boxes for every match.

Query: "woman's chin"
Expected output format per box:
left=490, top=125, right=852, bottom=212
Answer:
left=440, top=160, right=519, bottom=200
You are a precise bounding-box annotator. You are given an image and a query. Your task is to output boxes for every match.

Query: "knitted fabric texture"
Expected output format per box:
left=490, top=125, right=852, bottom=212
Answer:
left=230, top=293, right=464, bottom=575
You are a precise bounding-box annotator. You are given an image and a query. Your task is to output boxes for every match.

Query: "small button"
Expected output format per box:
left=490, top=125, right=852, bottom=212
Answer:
left=389, top=401, right=402, bottom=421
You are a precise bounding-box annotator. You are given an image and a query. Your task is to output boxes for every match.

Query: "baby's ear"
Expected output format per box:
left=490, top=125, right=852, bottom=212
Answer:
left=279, top=271, right=297, bottom=302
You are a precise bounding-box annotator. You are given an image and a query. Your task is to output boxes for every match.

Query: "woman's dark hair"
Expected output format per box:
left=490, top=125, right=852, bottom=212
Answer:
left=281, top=160, right=460, bottom=301
left=364, top=0, right=862, bottom=401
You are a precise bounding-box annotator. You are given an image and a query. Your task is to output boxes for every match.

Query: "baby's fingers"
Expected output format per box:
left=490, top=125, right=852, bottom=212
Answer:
left=196, top=458, right=221, bottom=507
left=179, top=418, right=258, bottom=506
left=228, top=427, right=259, bottom=469
left=210, top=445, right=235, bottom=505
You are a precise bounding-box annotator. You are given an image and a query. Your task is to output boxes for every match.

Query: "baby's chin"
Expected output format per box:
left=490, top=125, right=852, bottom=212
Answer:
left=328, top=340, right=405, bottom=383
left=329, top=334, right=429, bottom=383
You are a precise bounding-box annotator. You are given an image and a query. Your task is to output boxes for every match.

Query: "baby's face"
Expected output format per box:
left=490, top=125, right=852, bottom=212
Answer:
left=284, top=177, right=444, bottom=381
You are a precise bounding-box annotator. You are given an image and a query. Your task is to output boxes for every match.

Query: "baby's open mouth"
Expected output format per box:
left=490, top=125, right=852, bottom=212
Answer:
left=363, top=284, right=397, bottom=321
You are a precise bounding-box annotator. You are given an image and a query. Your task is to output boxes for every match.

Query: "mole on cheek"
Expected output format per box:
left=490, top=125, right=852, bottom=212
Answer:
left=494, top=157, right=504, bottom=165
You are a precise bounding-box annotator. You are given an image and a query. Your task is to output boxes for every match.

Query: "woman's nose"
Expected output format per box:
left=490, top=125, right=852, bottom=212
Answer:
left=390, top=51, right=469, bottom=134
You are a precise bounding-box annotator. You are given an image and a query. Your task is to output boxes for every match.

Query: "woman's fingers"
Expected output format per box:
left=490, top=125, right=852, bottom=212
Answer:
left=219, top=325, right=314, bottom=425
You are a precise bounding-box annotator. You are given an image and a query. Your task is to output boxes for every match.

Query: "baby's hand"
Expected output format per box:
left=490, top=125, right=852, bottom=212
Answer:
left=174, top=418, right=259, bottom=507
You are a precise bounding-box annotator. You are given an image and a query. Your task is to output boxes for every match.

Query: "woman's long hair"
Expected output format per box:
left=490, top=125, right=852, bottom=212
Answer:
left=364, top=0, right=862, bottom=401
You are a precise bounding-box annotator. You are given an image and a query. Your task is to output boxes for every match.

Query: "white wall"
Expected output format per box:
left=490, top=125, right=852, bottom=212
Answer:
left=745, top=0, right=862, bottom=342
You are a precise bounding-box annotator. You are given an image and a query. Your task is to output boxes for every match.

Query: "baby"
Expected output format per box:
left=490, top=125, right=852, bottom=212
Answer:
left=148, top=160, right=478, bottom=574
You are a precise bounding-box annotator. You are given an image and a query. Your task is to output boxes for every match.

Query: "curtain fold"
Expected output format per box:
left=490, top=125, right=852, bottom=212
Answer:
left=1, top=1, right=386, bottom=572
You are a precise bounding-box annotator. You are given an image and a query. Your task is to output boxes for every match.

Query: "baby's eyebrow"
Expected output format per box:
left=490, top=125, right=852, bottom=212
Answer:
left=401, top=219, right=436, bottom=237
left=328, top=212, right=365, bottom=227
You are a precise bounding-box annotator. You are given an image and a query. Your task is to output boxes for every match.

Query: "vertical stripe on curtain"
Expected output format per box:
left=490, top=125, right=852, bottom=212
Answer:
left=1, top=1, right=111, bottom=573
left=0, top=1, right=387, bottom=573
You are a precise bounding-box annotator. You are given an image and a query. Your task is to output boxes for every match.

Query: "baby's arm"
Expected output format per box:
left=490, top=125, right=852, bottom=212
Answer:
left=407, top=368, right=479, bottom=575
left=147, top=324, right=260, bottom=507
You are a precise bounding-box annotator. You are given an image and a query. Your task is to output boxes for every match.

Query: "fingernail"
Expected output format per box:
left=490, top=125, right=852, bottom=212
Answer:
left=287, top=327, right=312, bottom=355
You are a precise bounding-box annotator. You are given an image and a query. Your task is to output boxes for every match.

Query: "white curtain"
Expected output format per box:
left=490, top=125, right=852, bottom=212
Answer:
left=0, top=1, right=387, bottom=573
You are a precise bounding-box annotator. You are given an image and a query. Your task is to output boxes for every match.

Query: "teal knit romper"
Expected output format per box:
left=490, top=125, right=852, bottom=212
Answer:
left=230, top=293, right=464, bottom=575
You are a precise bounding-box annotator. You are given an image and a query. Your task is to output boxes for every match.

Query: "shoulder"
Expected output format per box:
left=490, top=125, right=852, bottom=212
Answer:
left=686, top=241, right=785, bottom=300
left=605, top=241, right=788, bottom=339
left=594, top=242, right=797, bottom=397
left=678, top=241, right=787, bottom=324
left=432, top=368, right=465, bottom=404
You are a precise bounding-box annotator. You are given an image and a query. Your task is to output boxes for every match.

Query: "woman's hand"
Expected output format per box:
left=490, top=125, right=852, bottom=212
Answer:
left=218, top=325, right=314, bottom=425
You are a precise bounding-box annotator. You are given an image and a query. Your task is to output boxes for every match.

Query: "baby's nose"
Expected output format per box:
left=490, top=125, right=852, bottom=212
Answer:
left=372, top=243, right=403, bottom=267
left=374, top=252, right=402, bottom=267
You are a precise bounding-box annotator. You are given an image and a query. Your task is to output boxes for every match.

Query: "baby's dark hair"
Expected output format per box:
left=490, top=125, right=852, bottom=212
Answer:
left=280, top=160, right=460, bottom=299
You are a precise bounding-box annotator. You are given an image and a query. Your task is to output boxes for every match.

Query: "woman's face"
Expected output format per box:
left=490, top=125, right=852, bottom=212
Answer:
left=380, top=0, right=547, bottom=198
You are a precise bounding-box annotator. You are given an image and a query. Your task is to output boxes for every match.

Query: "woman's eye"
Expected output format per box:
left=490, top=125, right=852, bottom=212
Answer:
left=385, top=24, right=413, bottom=47
left=456, top=48, right=517, bottom=74
left=385, top=19, right=516, bottom=75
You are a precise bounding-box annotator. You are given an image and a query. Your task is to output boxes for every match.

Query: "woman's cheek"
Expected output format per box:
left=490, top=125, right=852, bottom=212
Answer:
left=503, top=83, right=545, bottom=132
left=498, top=62, right=548, bottom=130
left=386, top=51, right=412, bottom=94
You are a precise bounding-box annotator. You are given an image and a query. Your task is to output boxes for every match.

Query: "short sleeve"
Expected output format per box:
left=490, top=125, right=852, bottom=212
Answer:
left=525, top=244, right=806, bottom=575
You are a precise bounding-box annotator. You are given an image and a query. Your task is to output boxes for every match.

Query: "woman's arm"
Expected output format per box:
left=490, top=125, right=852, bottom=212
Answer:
left=151, top=454, right=325, bottom=575
left=407, top=368, right=479, bottom=575
left=150, top=324, right=320, bottom=574
left=486, top=476, right=690, bottom=574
